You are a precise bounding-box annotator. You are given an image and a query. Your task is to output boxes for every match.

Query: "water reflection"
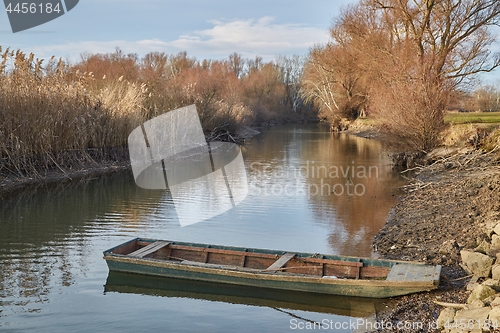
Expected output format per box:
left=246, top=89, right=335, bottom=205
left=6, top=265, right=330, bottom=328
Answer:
left=0, top=173, right=166, bottom=318
left=244, top=125, right=405, bottom=256
left=105, top=271, right=383, bottom=318
left=304, top=133, right=405, bottom=256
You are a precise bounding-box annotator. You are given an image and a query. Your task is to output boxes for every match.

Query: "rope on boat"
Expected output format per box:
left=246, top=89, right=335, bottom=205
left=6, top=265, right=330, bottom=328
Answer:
left=271, top=307, right=320, bottom=325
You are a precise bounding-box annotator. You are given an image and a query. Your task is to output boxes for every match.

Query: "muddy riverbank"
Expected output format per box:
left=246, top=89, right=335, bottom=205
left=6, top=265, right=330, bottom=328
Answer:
left=372, top=148, right=500, bottom=332
left=0, top=145, right=133, bottom=196
left=0, top=125, right=266, bottom=196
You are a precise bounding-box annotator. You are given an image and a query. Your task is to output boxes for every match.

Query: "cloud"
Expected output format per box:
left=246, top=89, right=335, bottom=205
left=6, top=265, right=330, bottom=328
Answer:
left=28, top=17, right=329, bottom=62
left=171, top=17, right=329, bottom=57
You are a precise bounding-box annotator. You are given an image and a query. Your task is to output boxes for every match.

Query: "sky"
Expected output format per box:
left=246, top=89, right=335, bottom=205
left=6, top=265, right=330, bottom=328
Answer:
left=0, top=0, right=498, bottom=83
left=0, top=0, right=355, bottom=62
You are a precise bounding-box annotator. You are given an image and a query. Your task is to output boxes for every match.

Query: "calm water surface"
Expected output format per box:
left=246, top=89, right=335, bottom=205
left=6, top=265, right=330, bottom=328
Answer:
left=0, top=125, right=406, bottom=332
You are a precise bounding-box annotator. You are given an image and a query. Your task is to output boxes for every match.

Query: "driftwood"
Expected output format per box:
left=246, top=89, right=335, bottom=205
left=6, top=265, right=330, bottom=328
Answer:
left=433, top=300, right=467, bottom=309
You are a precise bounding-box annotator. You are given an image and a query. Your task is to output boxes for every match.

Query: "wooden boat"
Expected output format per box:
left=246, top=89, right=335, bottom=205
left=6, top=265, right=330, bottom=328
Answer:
left=103, top=238, right=441, bottom=298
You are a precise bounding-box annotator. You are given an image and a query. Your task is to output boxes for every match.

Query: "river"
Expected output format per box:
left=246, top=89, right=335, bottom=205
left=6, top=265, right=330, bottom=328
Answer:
left=0, top=124, right=406, bottom=332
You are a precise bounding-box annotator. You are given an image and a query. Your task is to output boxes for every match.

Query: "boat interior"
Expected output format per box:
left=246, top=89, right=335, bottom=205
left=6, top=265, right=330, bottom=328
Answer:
left=107, top=239, right=395, bottom=280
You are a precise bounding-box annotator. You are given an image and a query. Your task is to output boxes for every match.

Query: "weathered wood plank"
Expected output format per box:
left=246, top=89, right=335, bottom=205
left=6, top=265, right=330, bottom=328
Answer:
left=266, top=253, right=296, bottom=272
left=169, top=244, right=363, bottom=268
left=171, top=245, right=277, bottom=260
left=299, top=257, right=363, bottom=268
left=180, top=260, right=261, bottom=273
left=240, top=249, right=247, bottom=267
left=355, top=260, right=361, bottom=280
left=360, top=266, right=391, bottom=279
left=202, top=246, right=211, bottom=263
left=386, top=264, right=439, bottom=282
left=129, top=241, right=171, bottom=258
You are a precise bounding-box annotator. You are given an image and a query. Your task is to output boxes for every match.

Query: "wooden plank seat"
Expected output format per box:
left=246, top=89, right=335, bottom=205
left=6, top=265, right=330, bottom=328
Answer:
left=266, top=253, right=296, bottom=272
left=129, top=241, right=171, bottom=258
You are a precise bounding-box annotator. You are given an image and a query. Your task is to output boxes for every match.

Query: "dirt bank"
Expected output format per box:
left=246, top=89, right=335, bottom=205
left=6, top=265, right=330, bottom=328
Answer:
left=0, top=145, right=134, bottom=196
left=0, top=126, right=265, bottom=196
left=372, top=148, right=500, bottom=332
left=0, top=162, right=131, bottom=198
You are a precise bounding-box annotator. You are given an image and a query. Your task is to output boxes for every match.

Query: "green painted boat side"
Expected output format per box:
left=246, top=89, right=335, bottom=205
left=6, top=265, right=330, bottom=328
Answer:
left=103, top=238, right=441, bottom=298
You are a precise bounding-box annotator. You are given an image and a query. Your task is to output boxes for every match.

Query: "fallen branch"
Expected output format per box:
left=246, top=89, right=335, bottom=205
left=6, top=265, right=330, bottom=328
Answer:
left=449, top=274, right=474, bottom=282
left=400, top=164, right=424, bottom=173
left=433, top=300, right=467, bottom=309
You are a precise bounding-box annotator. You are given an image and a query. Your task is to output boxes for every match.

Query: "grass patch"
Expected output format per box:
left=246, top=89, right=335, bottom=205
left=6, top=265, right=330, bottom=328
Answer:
left=445, top=112, right=500, bottom=124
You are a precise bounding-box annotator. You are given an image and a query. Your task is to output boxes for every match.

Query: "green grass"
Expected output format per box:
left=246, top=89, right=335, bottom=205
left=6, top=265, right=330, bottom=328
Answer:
left=445, top=112, right=500, bottom=124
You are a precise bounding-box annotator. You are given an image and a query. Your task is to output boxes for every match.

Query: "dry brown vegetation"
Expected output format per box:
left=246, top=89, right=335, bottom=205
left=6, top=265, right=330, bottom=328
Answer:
left=0, top=47, right=314, bottom=181
left=71, top=50, right=313, bottom=132
left=302, top=0, right=500, bottom=152
left=3, top=1, right=500, bottom=183
left=0, top=48, right=148, bottom=179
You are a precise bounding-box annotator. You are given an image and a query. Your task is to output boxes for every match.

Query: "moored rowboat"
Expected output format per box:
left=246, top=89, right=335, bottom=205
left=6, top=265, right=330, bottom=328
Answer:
left=103, top=238, right=441, bottom=298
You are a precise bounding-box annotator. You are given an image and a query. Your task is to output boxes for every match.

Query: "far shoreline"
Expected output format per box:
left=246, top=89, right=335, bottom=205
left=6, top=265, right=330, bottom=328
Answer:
left=0, top=162, right=131, bottom=198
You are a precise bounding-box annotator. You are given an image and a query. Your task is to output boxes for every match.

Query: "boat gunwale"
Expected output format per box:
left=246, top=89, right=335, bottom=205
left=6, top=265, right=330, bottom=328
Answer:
left=103, top=238, right=429, bottom=268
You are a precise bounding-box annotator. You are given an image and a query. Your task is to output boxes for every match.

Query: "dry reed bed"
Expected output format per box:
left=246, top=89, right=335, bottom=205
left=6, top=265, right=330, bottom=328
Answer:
left=0, top=48, right=147, bottom=180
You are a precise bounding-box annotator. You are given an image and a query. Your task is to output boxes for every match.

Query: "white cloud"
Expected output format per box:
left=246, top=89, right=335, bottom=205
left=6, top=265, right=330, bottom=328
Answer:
left=171, top=17, right=329, bottom=57
left=28, top=17, right=330, bottom=62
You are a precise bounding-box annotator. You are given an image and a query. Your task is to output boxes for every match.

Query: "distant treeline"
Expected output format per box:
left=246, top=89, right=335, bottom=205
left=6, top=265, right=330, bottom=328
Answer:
left=450, top=85, right=500, bottom=113
left=73, top=49, right=316, bottom=131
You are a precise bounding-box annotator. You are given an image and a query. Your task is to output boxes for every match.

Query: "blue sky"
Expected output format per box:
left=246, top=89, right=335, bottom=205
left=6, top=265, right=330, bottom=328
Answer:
left=0, top=0, right=498, bottom=83
left=0, top=0, right=355, bottom=62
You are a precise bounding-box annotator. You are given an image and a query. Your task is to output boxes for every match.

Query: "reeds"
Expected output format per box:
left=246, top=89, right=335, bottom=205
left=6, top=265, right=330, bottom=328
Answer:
left=0, top=48, right=148, bottom=178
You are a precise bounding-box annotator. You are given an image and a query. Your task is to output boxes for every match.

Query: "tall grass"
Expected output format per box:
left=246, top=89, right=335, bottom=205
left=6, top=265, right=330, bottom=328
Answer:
left=0, top=48, right=147, bottom=179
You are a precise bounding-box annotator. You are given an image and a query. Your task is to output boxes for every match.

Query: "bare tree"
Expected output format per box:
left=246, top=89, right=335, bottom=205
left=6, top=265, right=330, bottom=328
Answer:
left=166, top=51, right=196, bottom=79
left=141, top=52, right=168, bottom=87
left=227, top=52, right=246, bottom=78
left=302, top=44, right=368, bottom=122
left=368, top=0, right=500, bottom=85
left=275, top=55, right=304, bottom=112
left=302, top=47, right=342, bottom=120
left=472, top=84, right=500, bottom=111
left=315, top=0, right=500, bottom=150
